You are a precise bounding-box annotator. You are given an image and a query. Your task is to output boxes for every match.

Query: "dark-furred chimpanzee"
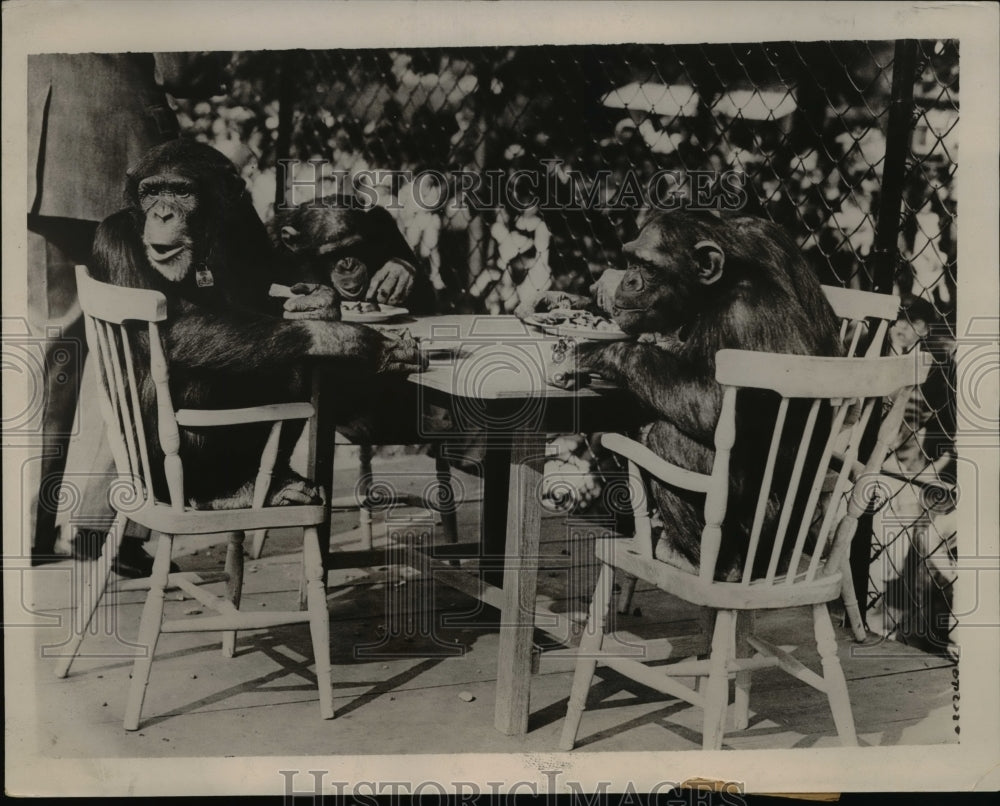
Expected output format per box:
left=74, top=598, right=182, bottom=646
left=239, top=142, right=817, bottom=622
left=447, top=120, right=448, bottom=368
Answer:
left=552, top=210, right=842, bottom=580
left=90, top=140, right=425, bottom=508
left=270, top=196, right=437, bottom=316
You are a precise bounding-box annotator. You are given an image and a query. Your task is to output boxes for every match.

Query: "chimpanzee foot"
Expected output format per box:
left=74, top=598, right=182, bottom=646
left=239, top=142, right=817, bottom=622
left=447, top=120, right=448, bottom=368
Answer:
left=266, top=473, right=323, bottom=506
left=189, top=472, right=322, bottom=510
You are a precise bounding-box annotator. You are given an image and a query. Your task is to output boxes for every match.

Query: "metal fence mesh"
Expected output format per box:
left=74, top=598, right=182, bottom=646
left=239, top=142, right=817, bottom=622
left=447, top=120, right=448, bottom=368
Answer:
left=175, top=38, right=959, bottom=656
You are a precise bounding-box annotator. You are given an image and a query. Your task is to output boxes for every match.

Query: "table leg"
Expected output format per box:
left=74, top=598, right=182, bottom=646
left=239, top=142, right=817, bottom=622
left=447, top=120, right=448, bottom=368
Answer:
left=308, top=370, right=335, bottom=573
left=481, top=430, right=512, bottom=588
left=493, top=430, right=545, bottom=736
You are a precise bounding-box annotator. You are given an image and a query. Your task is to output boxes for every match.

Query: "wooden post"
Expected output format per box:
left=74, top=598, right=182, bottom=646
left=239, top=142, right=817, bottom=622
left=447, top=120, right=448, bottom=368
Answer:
left=493, top=430, right=545, bottom=735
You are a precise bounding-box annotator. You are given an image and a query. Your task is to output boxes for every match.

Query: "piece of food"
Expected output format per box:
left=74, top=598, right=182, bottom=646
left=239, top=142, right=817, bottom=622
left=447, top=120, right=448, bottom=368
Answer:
left=532, top=309, right=624, bottom=334
left=342, top=300, right=382, bottom=314
left=268, top=283, right=295, bottom=299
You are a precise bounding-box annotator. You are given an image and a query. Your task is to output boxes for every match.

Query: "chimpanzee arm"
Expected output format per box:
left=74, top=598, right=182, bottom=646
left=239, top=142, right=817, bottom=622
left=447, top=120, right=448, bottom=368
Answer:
left=577, top=293, right=817, bottom=441
left=363, top=204, right=420, bottom=267
left=577, top=340, right=722, bottom=441
left=162, top=303, right=386, bottom=372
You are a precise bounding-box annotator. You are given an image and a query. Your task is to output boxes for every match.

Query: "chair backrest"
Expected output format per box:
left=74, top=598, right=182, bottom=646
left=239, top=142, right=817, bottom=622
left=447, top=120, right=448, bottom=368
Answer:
left=822, top=285, right=900, bottom=358
left=75, top=265, right=185, bottom=512
left=694, top=349, right=928, bottom=586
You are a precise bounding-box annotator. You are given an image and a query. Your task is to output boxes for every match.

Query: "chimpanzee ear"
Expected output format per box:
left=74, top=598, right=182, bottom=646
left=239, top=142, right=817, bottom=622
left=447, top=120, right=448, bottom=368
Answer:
left=693, top=239, right=725, bottom=285
left=280, top=226, right=303, bottom=252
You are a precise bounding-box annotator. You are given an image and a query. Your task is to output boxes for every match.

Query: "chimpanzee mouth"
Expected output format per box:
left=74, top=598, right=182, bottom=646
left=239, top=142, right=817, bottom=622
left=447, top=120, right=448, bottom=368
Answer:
left=337, top=285, right=364, bottom=299
left=147, top=243, right=186, bottom=262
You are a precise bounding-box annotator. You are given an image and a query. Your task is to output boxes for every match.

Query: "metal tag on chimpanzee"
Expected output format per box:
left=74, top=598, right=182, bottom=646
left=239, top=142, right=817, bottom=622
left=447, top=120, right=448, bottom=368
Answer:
left=195, top=268, right=215, bottom=288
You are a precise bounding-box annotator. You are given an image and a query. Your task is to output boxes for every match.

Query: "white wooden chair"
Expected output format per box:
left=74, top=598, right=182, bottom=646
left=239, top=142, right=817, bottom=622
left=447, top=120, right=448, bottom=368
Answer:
left=615, top=285, right=902, bottom=634
left=58, top=265, right=333, bottom=730
left=560, top=349, right=926, bottom=751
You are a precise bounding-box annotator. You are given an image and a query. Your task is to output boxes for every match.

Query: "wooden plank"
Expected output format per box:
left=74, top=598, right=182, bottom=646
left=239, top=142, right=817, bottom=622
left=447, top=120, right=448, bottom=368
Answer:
left=160, top=611, right=310, bottom=632
left=715, top=350, right=927, bottom=398
left=175, top=403, right=313, bottom=427
left=494, top=431, right=546, bottom=735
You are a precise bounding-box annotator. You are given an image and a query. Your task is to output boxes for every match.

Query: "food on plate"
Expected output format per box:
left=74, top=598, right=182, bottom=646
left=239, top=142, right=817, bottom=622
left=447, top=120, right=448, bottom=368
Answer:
left=342, top=300, right=382, bottom=314
left=529, top=309, right=624, bottom=334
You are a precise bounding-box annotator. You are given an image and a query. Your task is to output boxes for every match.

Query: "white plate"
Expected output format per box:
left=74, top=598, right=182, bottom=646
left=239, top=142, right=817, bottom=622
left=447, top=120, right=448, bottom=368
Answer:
left=523, top=313, right=631, bottom=341
left=340, top=304, right=409, bottom=323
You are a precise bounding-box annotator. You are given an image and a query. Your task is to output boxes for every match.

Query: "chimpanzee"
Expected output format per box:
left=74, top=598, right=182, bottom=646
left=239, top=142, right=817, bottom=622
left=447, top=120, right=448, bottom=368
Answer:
left=90, top=139, right=424, bottom=509
left=270, top=196, right=437, bottom=316
left=551, top=210, right=842, bottom=580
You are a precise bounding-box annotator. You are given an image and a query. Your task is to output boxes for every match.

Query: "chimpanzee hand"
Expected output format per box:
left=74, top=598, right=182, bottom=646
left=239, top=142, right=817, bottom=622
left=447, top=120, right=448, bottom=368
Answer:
left=374, top=328, right=429, bottom=374
left=589, top=268, right=625, bottom=314
left=543, top=337, right=591, bottom=390
left=516, top=290, right=590, bottom=319
left=367, top=259, right=416, bottom=306
left=283, top=283, right=341, bottom=321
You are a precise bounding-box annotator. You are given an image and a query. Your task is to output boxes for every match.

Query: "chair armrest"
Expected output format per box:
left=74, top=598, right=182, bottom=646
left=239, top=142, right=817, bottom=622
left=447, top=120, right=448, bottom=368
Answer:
left=175, top=402, right=315, bottom=427
left=601, top=433, right=711, bottom=493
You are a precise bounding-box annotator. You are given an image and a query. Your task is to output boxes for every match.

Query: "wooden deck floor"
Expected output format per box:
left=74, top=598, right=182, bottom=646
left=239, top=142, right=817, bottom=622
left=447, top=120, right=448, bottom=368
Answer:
left=21, top=456, right=956, bottom=759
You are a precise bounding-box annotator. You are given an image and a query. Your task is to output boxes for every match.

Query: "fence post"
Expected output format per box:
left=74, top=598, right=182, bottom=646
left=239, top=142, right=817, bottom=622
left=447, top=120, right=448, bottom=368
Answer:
left=850, top=40, right=920, bottom=632
left=273, top=50, right=296, bottom=211
left=868, top=39, right=919, bottom=294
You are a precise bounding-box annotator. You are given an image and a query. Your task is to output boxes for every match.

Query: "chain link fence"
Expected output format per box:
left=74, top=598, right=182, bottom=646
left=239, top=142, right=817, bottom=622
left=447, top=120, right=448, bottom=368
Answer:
left=175, top=39, right=959, bottom=657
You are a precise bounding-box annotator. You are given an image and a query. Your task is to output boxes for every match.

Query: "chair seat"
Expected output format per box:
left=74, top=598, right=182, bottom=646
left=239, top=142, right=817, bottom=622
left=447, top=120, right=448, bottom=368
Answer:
left=125, top=502, right=327, bottom=535
left=595, top=538, right=843, bottom=610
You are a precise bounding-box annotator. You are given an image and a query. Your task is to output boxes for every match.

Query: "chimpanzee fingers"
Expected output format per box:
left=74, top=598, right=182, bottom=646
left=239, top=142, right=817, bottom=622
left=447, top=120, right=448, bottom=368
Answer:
left=289, top=282, right=321, bottom=295
left=386, top=274, right=413, bottom=305
left=376, top=274, right=405, bottom=304
left=283, top=308, right=341, bottom=322
left=381, top=360, right=427, bottom=374
left=365, top=267, right=390, bottom=301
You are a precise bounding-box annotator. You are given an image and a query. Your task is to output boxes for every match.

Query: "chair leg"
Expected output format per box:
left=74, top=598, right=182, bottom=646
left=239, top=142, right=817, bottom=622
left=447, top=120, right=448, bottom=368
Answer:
left=616, top=573, right=638, bottom=615
left=702, top=609, right=734, bottom=751
left=303, top=526, right=334, bottom=719
left=559, top=562, right=614, bottom=751
left=248, top=529, right=268, bottom=560
left=733, top=611, right=754, bottom=731
left=222, top=531, right=245, bottom=658
left=813, top=603, right=858, bottom=746
left=358, top=444, right=374, bottom=550
left=55, top=513, right=128, bottom=679
left=840, top=554, right=868, bottom=642
left=434, top=454, right=459, bottom=543
left=123, top=532, right=173, bottom=731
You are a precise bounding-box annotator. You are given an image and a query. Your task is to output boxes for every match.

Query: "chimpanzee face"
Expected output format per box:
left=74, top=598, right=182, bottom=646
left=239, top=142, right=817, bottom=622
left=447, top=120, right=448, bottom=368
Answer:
left=137, top=172, right=199, bottom=282
left=280, top=208, right=372, bottom=300
left=611, top=214, right=726, bottom=335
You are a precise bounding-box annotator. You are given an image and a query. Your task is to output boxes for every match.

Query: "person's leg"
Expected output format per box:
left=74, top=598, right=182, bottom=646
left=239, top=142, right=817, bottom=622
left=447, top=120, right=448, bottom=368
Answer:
left=27, top=216, right=94, bottom=560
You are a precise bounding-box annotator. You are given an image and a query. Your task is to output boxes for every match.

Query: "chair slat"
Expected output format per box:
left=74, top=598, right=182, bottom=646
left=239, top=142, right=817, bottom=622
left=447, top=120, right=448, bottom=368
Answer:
left=147, top=321, right=185, bottom=510
left=784, top=400, right=852, bottom=583
left=102, top=321, right=142, bottom=485
left=83, top=315, right=132, bottom=489
left=807, top=399, right=867, bottom=580
left=252, top=422, right=283, bottom=509
left=742, top=397, right=789, bottom=584
left=121, top=326, right=153, bottom=505
left=845, top=322, right=864, bottom=358
left=867, top=320, right=889, bottom=358
left=765, top=398, right=820, bottom=584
